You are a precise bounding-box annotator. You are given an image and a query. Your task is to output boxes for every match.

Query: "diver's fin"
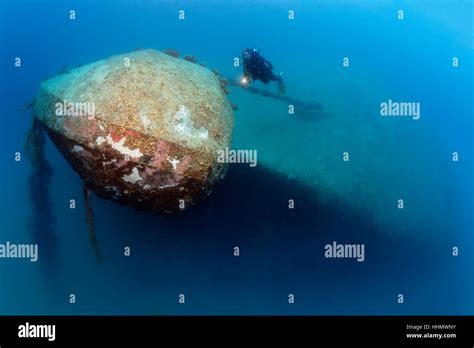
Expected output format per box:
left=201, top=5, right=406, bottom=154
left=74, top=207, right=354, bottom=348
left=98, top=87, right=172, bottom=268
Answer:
left=277, top=78, right=286, bottom=95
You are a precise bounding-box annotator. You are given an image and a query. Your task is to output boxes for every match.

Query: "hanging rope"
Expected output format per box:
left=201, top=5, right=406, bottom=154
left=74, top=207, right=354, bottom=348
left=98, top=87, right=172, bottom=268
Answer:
left=24, top=117, right=56, bottom=246
left=83, top=185, right=103, bottom=263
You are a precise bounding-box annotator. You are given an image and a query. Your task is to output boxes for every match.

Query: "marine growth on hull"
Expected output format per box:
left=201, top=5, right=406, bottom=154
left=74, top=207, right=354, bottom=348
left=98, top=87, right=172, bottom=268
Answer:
left=33, top=49, right=235, bottom=214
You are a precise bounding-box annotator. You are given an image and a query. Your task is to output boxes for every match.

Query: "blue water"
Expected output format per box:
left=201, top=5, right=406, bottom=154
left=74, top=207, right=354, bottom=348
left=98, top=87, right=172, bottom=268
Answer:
left=0, top=0, right=472, bottom=315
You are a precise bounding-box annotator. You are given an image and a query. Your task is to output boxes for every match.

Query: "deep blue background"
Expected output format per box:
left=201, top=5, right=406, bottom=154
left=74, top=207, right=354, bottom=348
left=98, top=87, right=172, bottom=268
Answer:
left=0, top=0, right=472, bottom=314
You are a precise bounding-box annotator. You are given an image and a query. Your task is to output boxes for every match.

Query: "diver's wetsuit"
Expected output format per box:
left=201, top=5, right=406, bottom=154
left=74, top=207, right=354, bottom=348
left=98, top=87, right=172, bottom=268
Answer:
left=243, top=51, right=279, bottom=84
left=242, top=48, right=285, bottom=95
left=243, top=49, right=280, bottom=84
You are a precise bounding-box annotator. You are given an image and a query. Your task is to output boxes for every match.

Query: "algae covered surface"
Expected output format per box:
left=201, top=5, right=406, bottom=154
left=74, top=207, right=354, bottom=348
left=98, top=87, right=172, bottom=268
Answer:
left=34, top=49, right=234, bottom=214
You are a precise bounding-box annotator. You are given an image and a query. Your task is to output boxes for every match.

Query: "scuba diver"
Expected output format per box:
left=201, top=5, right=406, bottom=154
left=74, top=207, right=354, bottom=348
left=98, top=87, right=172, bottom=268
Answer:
left=241, top=47, right=286, bottom=95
